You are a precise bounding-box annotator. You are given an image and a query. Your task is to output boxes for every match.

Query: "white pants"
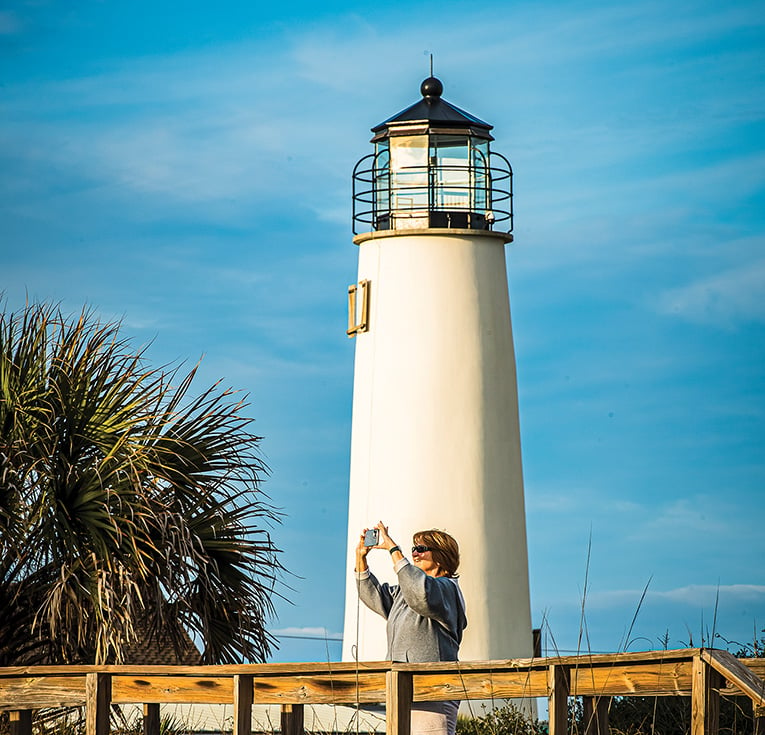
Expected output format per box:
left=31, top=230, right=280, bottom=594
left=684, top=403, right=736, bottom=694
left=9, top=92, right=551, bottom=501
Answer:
left=411, top=701, right=459, bottom=735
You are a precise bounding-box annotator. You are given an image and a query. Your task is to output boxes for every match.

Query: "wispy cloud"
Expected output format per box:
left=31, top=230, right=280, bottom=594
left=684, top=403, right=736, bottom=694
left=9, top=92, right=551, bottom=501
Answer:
left=271, top=626, right=343, bottom=640
left=656, top=257, right=765, bottom=327
left=526, top=486, right=643, bottom=517
left=587, top=584, right=765, bottom=609
left=639, top=497, right=734, bottom=536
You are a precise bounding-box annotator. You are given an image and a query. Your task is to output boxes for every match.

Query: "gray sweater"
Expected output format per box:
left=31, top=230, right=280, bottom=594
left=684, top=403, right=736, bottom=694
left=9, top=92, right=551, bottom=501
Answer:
left=357, top=560, right=467, bottom=662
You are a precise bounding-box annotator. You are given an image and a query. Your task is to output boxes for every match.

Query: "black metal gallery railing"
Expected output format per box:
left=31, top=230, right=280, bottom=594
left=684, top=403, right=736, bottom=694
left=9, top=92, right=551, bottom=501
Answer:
left=352, top=151, right=513, bottom=235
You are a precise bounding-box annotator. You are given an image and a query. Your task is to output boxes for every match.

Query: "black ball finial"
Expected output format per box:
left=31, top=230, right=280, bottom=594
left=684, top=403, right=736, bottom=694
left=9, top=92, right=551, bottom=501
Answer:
left=421, top=76, right=443, bottom=99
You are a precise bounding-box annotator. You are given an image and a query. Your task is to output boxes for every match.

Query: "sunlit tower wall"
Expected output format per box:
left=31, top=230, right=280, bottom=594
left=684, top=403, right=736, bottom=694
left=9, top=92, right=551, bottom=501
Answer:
left=342, top=77, right=532, bottom=664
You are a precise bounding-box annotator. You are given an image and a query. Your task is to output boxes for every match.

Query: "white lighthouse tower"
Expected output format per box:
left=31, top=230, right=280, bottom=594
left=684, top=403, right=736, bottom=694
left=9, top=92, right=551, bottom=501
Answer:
left=342, top=77, right=532, bottom=664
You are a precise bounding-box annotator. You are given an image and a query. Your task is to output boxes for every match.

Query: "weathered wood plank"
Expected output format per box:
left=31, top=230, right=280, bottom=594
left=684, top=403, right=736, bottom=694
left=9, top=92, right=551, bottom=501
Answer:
left=548, top=665, right=569, bottom=735
left=142, top=703, right=159, bottom=735
left=701, top=649, right=765, bottom=705
left=8, top=710, right=32, bottom=735
left=0, top=676, right=87, bottom=708
left=394, top=648, right=703, bottom=670
left=281, top=704, right=305, bottom=735
left=412, top=669, right=549, bottom=700
left=720, top=660, right=765, bottom=697
left=0, top=661, right=392, bottom=677
left=570, top=660, right=694, bottom=696
left=85, top=673, right=111, bottom=735
left=249, top=673, right=386, bottom=704
left=0, top=649, right=700, bottom=679
left=112, top=676, right=233, bottom=704
left=233, top=675, right=253, bottom=735
left=387, top=670, right=412, bottom=735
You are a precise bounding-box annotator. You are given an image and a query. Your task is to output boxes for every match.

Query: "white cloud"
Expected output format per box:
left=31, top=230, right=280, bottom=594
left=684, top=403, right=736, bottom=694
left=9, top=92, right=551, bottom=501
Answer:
left=643, top=497, right=732, bottom=534
left=588, top=584, right=765, bottom=609
left=656, top=257, right=765, bottom=327
left=526, top=486, right=643, bottom=517
left=658, top=584, right=765, bottom=605
left=270, top=626, right=343, bottom=640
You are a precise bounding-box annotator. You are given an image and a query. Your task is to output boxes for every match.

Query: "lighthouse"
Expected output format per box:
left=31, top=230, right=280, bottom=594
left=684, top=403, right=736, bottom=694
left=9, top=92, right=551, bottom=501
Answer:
left=342, top=77, right=532, bottom=664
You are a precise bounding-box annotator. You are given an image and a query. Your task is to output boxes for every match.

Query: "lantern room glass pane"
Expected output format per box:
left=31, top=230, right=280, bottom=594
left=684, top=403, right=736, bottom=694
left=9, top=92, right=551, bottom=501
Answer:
left=471, top=139, right=489, bottom=212
left=374, top=141, right=390, bottom=224
left=390, top=135, right=428, bottom=215
left=431, top=135, right=470, bottom=210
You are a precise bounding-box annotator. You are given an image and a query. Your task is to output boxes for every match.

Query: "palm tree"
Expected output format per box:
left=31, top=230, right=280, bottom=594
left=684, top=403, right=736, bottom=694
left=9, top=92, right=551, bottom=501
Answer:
left=0, top=301, right=284, bottom=665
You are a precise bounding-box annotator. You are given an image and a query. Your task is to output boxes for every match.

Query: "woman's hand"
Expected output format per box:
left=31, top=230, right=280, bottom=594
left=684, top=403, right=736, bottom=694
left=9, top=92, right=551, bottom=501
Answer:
left=376, top=521, right=405, bottom=565
left=356, top=529, right=375, bottom=555
left=355, top=529, right=373, bottom=572
left=355, top=522, right=404, bottom=572
left=375, top=521, right=404, bottom=563
left=374, top=521, right=396, bottom=551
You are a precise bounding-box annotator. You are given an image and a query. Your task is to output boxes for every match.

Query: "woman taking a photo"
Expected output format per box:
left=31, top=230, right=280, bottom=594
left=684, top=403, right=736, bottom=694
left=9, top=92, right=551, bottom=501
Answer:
left=355, top=521, right=467, bottom=735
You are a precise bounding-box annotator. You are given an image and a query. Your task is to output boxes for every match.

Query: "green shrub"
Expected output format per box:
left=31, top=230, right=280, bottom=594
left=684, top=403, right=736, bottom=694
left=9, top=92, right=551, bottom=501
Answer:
left=457, top=702, right=546, bottom=735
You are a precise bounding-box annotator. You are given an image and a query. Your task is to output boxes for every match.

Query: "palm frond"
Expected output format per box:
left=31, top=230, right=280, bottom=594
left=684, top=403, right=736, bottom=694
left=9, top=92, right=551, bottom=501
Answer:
left=0, top=300, right=284, bottom=664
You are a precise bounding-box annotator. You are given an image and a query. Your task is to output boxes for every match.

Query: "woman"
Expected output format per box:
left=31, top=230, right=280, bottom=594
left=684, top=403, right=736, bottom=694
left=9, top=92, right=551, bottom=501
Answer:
left=355, top=521, right=467, bottom=735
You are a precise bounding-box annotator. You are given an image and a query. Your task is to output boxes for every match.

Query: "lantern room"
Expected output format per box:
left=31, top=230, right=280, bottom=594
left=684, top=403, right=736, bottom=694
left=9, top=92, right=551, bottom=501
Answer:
left=352, top=77, right=513, bottom=234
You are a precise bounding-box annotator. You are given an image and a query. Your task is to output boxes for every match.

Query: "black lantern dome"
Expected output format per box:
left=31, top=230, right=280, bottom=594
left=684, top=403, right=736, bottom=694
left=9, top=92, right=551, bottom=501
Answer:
left=352, top=77, right=512, bottom=234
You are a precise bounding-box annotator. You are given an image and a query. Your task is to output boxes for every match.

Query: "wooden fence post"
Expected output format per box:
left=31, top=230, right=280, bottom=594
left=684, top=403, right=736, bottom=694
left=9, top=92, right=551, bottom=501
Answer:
left=386, top=670, right=413, bottom=735
left=86, top=673, right=112, bottom=735
left=548, top=665, right=570, bottom=735
left=754, top=705, right=765, bottom=735
left=233, top=674, right=254, bottom=735
left=142, top=703, right=160, bottom=735
left=582, top=696, right=609, bottom=735
left=9, top=710, right=32, bottom=735
left=692, top=655, right=722, bottom=735
left=280, top=704, right=305, bottom=735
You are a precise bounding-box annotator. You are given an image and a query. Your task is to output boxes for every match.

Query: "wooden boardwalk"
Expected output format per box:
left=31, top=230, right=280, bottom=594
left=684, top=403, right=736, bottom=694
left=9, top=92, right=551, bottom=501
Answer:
left=1, top=648, right=763, bottom=735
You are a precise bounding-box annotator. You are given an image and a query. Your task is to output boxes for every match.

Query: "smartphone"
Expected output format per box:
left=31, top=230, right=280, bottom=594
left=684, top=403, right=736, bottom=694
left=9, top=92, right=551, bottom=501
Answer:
left=363, top=528, right=379, bottom=547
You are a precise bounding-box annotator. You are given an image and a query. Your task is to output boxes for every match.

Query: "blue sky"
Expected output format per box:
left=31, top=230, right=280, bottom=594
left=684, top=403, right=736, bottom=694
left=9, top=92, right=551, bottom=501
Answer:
left=2, top=0, right=764, bottom=662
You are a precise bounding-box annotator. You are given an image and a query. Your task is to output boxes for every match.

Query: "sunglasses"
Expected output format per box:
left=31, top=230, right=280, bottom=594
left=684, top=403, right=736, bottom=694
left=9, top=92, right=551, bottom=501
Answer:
left=411, top=545, right=432, bottom=554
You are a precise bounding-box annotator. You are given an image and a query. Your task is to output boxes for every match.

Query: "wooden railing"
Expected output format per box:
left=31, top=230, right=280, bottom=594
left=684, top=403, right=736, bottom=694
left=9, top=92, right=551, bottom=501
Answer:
left=1, top=649, right=763, bottom=735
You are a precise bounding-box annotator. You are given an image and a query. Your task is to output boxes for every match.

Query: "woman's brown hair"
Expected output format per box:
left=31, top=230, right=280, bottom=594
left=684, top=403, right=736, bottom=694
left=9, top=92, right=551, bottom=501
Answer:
left=413, top=529, right=460, bottom=577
